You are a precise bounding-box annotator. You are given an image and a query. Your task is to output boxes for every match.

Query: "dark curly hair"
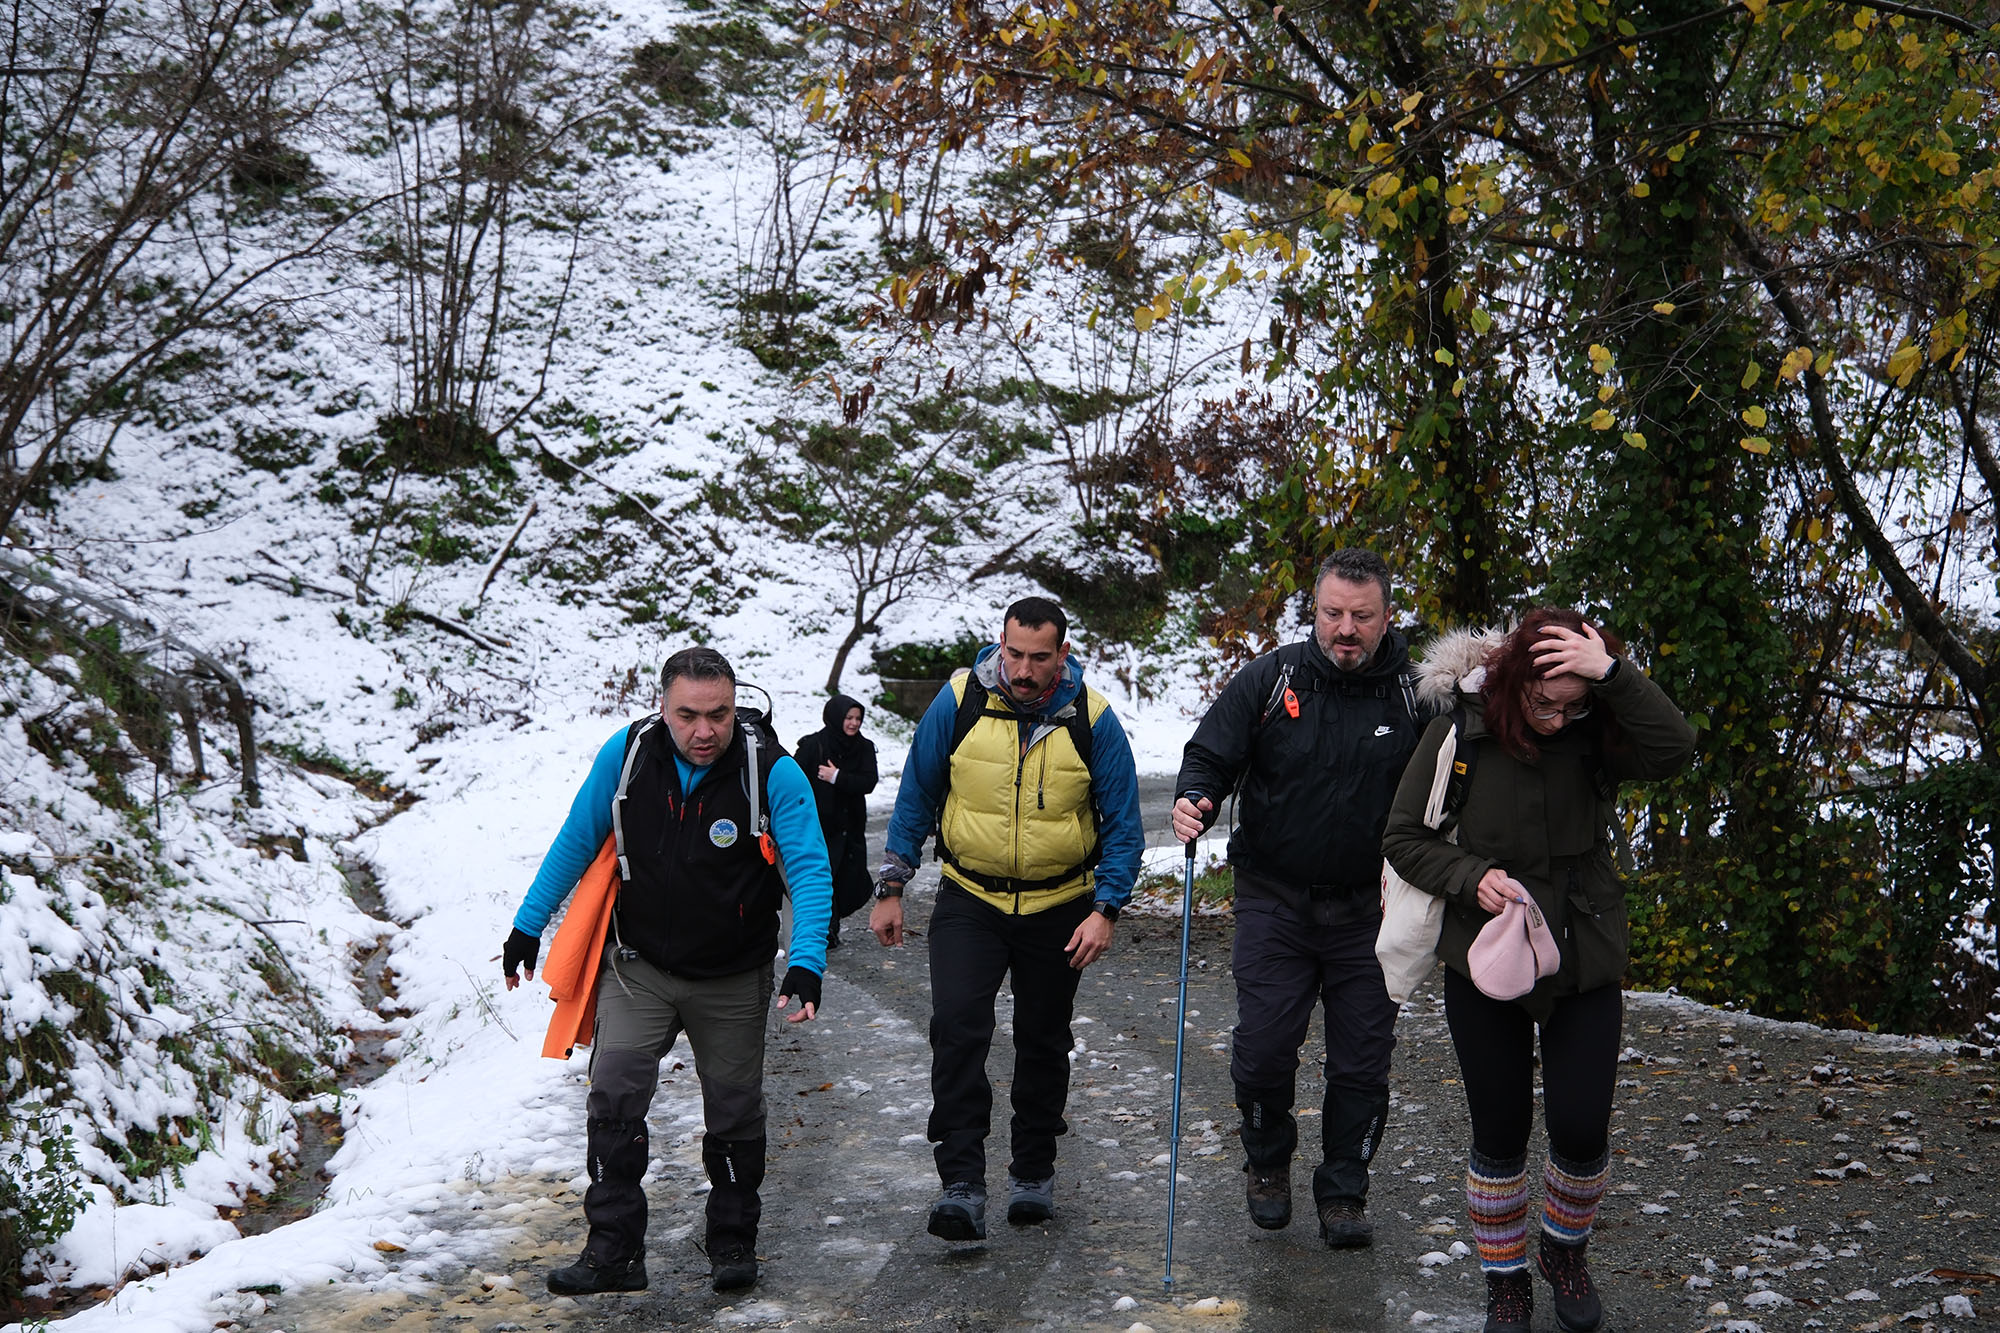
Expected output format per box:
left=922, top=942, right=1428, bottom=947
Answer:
left=1480, top=607, right=1627, bottom=761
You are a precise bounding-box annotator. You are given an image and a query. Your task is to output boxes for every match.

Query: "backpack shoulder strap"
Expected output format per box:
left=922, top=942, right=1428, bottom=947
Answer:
left=949, top=667, right=990, bottom=755
left=612, top=717, right=658, bottom=882
left=1398, top=669, right=1421, bottom=721
left=1065, top=686, right=1104, bottom=770
left=1253, top=641, right=1310, bottom=731
left=734, top=711, right=789, bottom=883
left=1436, top=703, right=1479, bottom=837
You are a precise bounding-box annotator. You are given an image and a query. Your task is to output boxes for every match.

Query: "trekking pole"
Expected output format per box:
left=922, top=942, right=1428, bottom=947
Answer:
left=1164, top=837, right=1196, bottom=1291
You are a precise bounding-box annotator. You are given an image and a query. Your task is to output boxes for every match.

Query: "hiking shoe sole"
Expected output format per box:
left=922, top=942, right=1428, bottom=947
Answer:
left=927, top=1206, right=987, bottom=1241
left=1007, top=1198, right=1054, bottom=1225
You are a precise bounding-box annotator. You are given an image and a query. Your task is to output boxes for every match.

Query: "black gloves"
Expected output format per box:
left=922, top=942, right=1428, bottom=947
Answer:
left=778, top=965, right=822, bottom=1013
left=502, top=927, right=540, bottom=983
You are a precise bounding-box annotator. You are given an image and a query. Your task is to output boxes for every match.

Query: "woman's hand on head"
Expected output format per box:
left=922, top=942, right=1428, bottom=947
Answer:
left=1532, top=622, right=1615, bottom=682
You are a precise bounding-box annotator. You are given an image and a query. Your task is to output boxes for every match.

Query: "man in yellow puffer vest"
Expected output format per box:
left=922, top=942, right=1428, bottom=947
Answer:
left=871, top=596, right=1144, bottom=1241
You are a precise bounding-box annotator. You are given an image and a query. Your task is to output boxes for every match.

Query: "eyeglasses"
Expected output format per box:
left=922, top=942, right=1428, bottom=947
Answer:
left=1525, top=692, right=1592, bottom=723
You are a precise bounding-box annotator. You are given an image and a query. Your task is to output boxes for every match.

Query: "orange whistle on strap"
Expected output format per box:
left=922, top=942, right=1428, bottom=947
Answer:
left=759, top=831, right=778, bottom=866
left=1283, top=687, right=1300, bottom=719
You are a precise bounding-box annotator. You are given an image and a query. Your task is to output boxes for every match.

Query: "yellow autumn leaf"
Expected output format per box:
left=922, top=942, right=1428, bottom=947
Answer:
left=1348, top=119, right=1369, bottom=151
left=1740, top=436, right=1772, bottom=454
left=1633, top=182, right=1651, bottom=198
left=1134, top=306, right=1156, bottom=332
left=1741, top=405, right=1768, bottom=428
left=1652, top=302, right=1676, bottom=315
left=1228, top=148, right=1252, bottom=168
left=1778, top=347, right=1814, bottom=382
left=1623, top=431, right=1648, bottom=450
left=1589, top=409, right=1615, bottom=431
left=1807, top=517, right=1825, bottom=542
left=1886, top=342, right=1921, bottom=386
left=1740, top=362, right=1762, bottom=390
left=1588, top=343, right=1615, bottom=374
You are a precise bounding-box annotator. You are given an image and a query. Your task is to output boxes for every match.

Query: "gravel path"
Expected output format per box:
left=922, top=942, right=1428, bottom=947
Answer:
left=243, top=873, right=1999, bottom=1333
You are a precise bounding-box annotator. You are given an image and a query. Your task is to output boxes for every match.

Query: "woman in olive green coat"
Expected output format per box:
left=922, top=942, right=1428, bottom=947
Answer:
left=1381, top=609, right=1693, bottom=1333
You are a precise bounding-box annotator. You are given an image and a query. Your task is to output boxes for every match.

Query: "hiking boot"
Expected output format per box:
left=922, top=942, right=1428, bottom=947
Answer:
left=1483, top=1269, right=1534, bottom=1333
left=709, top=1239, right=758, bottom=1292
left=1245, top=1165, right=1292, bottom=1230
left=1006, top=1172, right=1055, bottom=1225
left=1316, top=1198, right=1374, bottom=1249
left=926, top=1181, right=987, bottom=1241
left=546, top=1251, right=647, bottom=1296
left=1537, top=1237, right=1603, bottom=1331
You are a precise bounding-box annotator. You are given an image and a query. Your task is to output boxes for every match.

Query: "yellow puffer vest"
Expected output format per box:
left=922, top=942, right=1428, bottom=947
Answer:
left=937, top=668, right=1107, bottom=914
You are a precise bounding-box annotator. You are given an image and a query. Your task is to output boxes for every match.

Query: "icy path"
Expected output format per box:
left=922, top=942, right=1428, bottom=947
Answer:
left=24, top=870, right=1999, bottom=1332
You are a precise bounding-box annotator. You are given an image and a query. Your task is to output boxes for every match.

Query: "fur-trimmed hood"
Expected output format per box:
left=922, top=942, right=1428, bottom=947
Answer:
left=1412, top=626, right=1505, bottom=708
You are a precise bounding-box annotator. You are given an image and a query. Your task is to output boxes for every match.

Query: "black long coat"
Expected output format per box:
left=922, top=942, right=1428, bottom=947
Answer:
left=794, top=694, right=880, bottom=918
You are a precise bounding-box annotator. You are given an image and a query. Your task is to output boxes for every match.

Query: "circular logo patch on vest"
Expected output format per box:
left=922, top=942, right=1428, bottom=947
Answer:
left=709, top=818, right=739, bottom=848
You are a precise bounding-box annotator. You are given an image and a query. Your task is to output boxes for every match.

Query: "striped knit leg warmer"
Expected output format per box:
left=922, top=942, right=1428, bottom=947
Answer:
left=1466, top=1150, right=1531, bottom=1273
left=1540, top=1147, right=1612, bottom=1248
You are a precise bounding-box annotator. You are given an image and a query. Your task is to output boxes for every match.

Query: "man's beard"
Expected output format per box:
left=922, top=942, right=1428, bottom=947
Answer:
left=1317, top=634, right=1377, bottom=671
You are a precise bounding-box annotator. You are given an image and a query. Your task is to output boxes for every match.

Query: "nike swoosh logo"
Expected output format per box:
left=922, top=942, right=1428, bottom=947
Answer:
left=1374, top=725, right=1394, bottom=736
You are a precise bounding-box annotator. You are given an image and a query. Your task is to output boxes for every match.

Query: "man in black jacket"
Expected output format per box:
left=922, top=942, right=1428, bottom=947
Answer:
left=1171, top=549, right=1435, bottom=1249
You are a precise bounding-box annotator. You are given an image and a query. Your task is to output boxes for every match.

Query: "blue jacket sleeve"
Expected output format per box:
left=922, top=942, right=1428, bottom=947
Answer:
left=767, top=755, right=833, bottom=977
left=1085, top=707, right=1144, bottom=908
left=512, top=728, right=628, bottom=935
left=883, top=682, right=959, bottom=867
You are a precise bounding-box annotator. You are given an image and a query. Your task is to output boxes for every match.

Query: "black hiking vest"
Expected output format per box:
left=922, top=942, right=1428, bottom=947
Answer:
left=612, top=718, right=788, bottom=978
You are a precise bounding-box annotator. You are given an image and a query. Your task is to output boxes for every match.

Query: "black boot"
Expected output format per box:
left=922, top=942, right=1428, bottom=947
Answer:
left=1244, top=1164, right=1291, bottom=1230
left=1537, top=1236, right=1603, bottom=1332
left=1312, top=1079, right=1387, bottom=1246
left=547, top=1250, right=647, bottom=1296
left=1484, top=1269, right=1533, bottom=1333
left=704, top=1135, right=766, bottom=1292
left=1236, top=1082, right=1297, bottom=1230
left=552, top=1116, right=649, bottom=1294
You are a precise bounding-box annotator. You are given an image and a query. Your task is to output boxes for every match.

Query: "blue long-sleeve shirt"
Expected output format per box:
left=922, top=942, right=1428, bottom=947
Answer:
left=884, top=649, right=1143, bottom=908
left=513, top=723, right=834, bottom=977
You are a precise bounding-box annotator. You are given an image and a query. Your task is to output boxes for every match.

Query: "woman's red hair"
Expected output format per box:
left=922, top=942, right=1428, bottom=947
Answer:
left=1480, top=608, right=1627, bottom=761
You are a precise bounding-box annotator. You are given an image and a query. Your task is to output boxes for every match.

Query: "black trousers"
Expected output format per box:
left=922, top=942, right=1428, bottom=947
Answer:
left=927, top=883, right=1092, bottom=1186
left=1230, top=896, right=1398, bottom=1203
left=1442, top=967, right=1622, bottom=1163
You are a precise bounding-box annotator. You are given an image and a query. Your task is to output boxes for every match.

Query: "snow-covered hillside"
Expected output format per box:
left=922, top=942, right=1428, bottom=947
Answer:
left=0, top=0, right=1262, bottom=1319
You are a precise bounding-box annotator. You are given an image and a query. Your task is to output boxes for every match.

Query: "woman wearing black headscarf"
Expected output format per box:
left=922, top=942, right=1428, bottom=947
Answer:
left=794, top=694, right=879, bottom=947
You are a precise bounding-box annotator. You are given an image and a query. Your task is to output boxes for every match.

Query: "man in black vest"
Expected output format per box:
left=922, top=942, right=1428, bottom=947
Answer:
left=501, top=647, right=834, bottom=1296
left=1172, top=549, right=1438, bottom=1249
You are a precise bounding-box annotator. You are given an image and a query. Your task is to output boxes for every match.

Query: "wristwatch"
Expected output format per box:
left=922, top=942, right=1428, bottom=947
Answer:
left=1091, top=900, right=1120, bottom=923
left=873, top=880, right=904, bottom=901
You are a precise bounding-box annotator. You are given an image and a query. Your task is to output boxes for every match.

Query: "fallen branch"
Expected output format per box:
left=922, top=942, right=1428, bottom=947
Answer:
left=475, top=499, right=538, bottom=607
left=248, top=553, right=514, bottom=653
left=0, top=545, right=261, bottom=805
left=529, top=435, right=680, bottom=534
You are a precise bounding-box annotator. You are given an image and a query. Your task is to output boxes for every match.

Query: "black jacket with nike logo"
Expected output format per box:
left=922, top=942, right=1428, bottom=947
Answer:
left=1176, top=631, right=1440, bottom=908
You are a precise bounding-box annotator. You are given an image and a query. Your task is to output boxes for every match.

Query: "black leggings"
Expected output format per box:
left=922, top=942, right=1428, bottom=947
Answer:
left=1443, top=968, right=1622, bottom=1163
